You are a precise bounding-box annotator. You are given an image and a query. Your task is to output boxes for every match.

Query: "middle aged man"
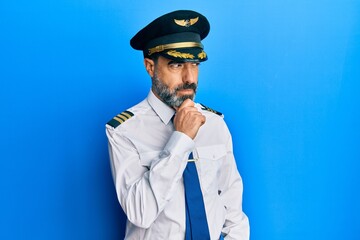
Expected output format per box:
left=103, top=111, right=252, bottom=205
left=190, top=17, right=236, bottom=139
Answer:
left=106, top=10, right=250, bottom=239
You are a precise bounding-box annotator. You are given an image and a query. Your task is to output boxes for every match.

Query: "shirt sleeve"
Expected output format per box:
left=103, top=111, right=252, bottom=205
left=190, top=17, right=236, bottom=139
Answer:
left=106, top=126, right=194, bottom=229
left=219, top=126, right=250, bottom=240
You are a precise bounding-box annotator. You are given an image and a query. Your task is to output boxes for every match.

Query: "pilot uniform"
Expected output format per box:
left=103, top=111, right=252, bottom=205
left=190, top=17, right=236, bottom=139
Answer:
left=106, top=10, right=249, bottom=240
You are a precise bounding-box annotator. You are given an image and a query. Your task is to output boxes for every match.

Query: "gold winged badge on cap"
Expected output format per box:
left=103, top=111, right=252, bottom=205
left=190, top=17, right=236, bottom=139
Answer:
left=174, top=17, right=199, bottom=27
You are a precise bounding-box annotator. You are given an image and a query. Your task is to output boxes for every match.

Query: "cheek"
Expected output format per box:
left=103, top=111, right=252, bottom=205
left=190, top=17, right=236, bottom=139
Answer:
left=161, top=72, right=183, bottom=89
left=193, top=68, right=199, bottom=79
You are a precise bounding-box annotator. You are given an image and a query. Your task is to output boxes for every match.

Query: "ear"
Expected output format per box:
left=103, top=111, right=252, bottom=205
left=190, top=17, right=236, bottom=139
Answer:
left=144, top=58, right=155, bottom=77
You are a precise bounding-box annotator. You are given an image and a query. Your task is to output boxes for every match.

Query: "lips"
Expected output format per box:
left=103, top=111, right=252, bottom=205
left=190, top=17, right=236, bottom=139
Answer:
left=178, top=89, right=194, bottom=93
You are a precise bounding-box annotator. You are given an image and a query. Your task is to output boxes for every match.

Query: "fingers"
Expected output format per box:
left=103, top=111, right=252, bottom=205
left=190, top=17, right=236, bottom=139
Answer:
left=173, top=100, right=206, bottom=139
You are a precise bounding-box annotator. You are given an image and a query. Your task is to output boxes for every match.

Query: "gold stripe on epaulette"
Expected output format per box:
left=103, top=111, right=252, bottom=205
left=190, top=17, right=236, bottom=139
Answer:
left=117, top=114, right=127, bottom=122
left=200, top=103, right=223, bottom=117
left=107, top=110, right=134, bottom=128
left=121, top=112, right=132, bottom=119
left=114, top=116, right=124, bottom=123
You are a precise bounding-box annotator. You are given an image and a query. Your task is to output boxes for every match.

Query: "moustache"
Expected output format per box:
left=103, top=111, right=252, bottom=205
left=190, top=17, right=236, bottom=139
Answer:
left=175, top=83, right=197, bottom=92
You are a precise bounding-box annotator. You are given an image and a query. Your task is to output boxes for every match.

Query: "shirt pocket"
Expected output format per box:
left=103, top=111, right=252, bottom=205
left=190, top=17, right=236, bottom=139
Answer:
left=196, top=144, right=227, bottom=194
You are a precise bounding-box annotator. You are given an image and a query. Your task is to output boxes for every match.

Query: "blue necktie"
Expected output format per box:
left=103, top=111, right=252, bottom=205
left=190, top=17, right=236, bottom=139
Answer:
left=183, top=152, right=210, bottom=240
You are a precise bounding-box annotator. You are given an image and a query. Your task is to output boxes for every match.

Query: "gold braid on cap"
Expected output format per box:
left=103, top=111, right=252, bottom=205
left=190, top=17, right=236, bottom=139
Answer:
left=198, top=50, right=207, bottom=59
left=148, top=42, right=203, bottom=55
left=167, top=50, right=194, bottom=59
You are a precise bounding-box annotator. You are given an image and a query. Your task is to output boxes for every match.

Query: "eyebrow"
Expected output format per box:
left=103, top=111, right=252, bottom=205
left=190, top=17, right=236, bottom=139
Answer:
left=167, top=60, right=200, bottom=65
left=168, top=60, right=183, bottom=65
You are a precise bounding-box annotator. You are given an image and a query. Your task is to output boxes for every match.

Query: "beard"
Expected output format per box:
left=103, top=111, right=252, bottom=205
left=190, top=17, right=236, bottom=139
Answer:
left=152, top=72, right=197, bottom=108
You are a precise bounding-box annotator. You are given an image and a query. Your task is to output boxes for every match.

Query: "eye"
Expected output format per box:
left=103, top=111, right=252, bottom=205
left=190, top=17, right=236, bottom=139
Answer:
left=169, top=62, right=184, bottom=69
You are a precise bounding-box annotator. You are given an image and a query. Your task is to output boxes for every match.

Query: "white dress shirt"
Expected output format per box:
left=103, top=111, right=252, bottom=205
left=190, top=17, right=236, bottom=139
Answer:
left=106, top=91, right=249, bottom=240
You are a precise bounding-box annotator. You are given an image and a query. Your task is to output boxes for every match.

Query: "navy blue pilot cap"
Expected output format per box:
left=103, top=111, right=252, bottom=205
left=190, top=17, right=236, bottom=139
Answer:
left=130, top=10, right=210, bottom=62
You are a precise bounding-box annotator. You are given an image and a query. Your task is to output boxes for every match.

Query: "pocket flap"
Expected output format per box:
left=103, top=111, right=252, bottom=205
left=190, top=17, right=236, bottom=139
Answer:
left=196, top=144, right=227, bottom=160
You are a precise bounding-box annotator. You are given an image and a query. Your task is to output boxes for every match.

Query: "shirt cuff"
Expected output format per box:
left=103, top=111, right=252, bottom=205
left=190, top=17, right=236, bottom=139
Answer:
left=163, top=131, right=195, bottom=156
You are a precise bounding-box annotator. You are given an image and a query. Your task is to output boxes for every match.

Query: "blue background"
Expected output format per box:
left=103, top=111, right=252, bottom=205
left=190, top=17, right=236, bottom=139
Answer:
left=1, top=0, right=359, bottom=239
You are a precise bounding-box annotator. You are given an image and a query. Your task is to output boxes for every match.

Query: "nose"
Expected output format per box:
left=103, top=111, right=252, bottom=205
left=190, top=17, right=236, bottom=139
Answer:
left=182, top=63, right=197, bottom=84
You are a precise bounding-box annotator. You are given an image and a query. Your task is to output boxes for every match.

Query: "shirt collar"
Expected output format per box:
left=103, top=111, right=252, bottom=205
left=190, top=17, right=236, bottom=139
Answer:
left=147, top=90, right=175, bottom=125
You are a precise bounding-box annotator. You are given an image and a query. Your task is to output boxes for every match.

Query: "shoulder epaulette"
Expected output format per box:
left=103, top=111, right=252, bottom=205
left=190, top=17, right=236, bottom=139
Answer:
left=200, top=103, right=223, bottom=117
left=107, top=110, right=134, bottom=128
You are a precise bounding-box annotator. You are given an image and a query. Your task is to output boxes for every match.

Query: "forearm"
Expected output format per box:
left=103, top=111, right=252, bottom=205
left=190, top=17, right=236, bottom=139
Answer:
left=108, top=130, right=193, bottom=228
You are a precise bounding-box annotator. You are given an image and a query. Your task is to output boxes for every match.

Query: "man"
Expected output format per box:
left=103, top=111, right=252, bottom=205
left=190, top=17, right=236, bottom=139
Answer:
left=106, top=10, right=249, bottom=240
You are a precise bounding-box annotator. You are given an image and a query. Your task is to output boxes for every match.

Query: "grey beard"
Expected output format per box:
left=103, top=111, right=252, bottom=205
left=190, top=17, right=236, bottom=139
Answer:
left=152, top=73, right=197, bottom=108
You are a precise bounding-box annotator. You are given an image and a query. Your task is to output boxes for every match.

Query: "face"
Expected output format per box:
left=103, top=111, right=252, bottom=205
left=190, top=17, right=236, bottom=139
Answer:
left=145, top=56, right=200, bottom=108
